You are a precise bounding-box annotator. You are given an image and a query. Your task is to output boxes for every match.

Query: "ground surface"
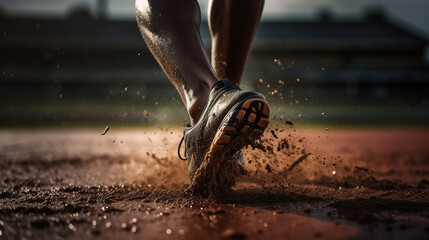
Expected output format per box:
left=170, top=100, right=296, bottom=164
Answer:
left=0, top=127, right=428, bottom=240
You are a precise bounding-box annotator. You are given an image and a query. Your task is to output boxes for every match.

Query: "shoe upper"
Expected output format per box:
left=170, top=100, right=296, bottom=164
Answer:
left=182, top=79, right=264, bottom=181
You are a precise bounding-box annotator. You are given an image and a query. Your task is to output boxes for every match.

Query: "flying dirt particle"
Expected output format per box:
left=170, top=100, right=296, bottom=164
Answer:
left=355, top=166, right=369, bottom=172
left=68, top=223, right=76, bottom=231
left=265, top=164, right=272, bottom=173
left=273, top=210, right=284, bottom=216
left=285, top=120, right=293, bottom=126
left=270, top=130, right=278, bottom=139
left=277, top=139, right=289, bottom=151
left=325, top=127, right=330, bottom=130
left=274, top=58, right=282, bottom=67
left=222, top=228, right=247, bottom=239
left=101, top=125, right=110, bottom=135
left=284, top=153, right=311, bottom=174
left=166, top=229, right=172, bottom=235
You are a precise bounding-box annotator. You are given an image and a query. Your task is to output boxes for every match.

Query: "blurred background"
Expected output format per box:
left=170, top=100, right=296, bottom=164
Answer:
left=1, top=0, right=428, bottom=128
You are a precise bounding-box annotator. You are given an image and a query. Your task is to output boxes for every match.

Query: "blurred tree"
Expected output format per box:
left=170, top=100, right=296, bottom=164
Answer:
left=66, top=6, right=93, bottom=20
left=97, top=0, right=107, bottom=20
left=318, top=7, right=333, bottom=22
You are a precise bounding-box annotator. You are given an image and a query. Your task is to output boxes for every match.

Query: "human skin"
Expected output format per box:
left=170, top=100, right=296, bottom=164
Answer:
left=135, top=0, right=264, bottom=124
left=209, top=0, right=264, bottom=86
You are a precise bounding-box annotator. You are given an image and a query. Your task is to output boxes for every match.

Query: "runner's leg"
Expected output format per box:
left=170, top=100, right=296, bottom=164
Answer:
left=208, top=0, right=264, bottom=86
left=135, top=0, right=218, bottom=124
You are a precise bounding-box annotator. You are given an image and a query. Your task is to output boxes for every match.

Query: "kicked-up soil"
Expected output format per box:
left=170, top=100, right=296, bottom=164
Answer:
left=0, top=127, right=428, bottom=239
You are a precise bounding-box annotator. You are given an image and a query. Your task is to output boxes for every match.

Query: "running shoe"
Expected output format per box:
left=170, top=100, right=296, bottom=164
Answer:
left=178, top=79, right=270, bottom=182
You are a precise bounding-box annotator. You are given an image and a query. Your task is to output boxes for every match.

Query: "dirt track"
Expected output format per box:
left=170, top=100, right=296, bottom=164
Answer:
left=0, top=127, right=428, bottom=239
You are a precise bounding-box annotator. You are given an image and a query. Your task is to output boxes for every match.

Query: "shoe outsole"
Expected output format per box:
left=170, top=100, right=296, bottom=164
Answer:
left=209, top=97, right=270, bottom=155
left=187, top=97, right=270, bottom=197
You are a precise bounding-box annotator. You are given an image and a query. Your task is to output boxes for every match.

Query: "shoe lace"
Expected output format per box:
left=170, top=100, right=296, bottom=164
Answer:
left=178, top=135, right=187, bottom=161
left=178, top=123, right=191, bottom=161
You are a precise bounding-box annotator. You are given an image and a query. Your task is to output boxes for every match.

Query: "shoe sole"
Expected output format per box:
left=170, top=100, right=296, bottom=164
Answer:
left=209, top=97, right=270, bottom=155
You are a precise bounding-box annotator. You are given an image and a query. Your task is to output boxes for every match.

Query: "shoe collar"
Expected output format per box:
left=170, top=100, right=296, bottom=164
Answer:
left=193, top=78, right=237, bottom=127
left=208, top=78, right=236, bottom=100
left=177, top=79, right=236, bottom=161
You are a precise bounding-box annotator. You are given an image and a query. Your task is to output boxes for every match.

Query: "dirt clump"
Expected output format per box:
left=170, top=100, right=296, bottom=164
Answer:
left=186, top=152, right=246, bottom=198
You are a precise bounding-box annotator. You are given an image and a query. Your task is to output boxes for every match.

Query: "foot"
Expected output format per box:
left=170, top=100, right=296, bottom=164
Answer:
left=178, top=79, right=270, bottom=187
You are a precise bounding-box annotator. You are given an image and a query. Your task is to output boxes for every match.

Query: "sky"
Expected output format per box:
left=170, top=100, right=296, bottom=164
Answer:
left=1, top=0, right=428, bottom=37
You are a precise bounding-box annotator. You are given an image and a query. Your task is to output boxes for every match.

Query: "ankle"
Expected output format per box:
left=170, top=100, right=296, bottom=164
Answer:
left=188, top=101, right=204, bottom=125
left=187, top=83, right=213, bottom=124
